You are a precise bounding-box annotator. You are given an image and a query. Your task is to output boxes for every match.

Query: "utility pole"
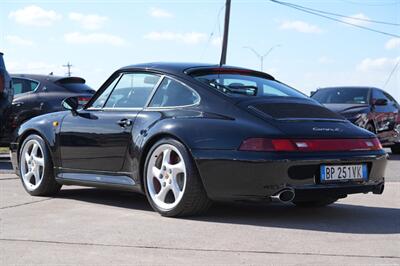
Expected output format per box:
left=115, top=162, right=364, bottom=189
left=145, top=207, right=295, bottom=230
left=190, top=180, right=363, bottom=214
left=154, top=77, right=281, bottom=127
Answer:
left=243, top=44, right=281, bottom=71
left=62, top=62, right=73, bottom=77
left=219, top=0, right=231, bottom=66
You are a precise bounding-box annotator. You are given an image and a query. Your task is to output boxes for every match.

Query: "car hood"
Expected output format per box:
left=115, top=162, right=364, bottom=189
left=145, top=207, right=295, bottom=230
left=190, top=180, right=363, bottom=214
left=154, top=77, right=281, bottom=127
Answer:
left=323, top=103, right=370, bottom=115
left=238, top=97, right=374, bottom=139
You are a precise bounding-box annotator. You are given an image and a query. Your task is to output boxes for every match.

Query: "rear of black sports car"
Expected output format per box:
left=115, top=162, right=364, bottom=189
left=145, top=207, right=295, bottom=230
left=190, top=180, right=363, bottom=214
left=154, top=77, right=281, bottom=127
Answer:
left=188, top=68, right=387, bottom=204
left=193, top=147, right=386, bottom=203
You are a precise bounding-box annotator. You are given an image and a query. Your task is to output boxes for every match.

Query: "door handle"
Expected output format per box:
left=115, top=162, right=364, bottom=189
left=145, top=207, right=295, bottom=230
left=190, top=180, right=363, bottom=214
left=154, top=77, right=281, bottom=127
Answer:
left=117, top=118, right=132, bottom=128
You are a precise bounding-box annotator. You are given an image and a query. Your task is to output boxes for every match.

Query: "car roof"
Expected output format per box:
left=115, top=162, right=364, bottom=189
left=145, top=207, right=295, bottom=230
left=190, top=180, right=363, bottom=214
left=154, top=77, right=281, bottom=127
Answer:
left=318, top=86, right=379, bottom=90
left=11, top=74, right=86, bottom=84
left=119, top=62, right=275, bottom=79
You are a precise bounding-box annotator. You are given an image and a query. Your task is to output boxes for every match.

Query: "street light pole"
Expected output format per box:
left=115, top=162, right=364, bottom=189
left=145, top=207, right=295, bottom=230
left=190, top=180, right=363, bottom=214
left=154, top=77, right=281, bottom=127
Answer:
left=243, top=44, right=281, bottom=71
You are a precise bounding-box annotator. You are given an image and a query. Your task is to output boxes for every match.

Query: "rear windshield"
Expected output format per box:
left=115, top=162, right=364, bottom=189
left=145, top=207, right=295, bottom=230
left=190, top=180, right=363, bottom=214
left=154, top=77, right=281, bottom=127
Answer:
left=192, top=72, right=307, bottom=99
left=312, top=88, right=370, bottom=104
left=60, top=83, right=95, bottom=94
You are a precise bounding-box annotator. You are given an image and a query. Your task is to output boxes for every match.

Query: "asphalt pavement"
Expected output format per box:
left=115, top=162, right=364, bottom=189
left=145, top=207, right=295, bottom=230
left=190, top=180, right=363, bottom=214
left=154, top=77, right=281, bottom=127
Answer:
left=0, top=152, right=399, bottom=265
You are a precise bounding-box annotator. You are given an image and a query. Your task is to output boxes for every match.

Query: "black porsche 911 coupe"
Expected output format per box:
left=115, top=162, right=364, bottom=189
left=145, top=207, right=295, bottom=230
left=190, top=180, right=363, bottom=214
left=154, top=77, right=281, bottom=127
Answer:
left=10, top=63, right=387, bottom=217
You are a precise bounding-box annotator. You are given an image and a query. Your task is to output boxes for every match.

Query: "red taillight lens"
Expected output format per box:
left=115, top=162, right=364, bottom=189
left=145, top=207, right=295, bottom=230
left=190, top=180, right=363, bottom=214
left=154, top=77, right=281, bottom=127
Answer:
left=77, top=96, right=91, bottom=105
left=239, top=138, right=275, bottom=151
left=239, top=138, right=382, bottom=152
left=239, top=138, right=298, bottom=151
left=271, top=139, right=298, bottom=151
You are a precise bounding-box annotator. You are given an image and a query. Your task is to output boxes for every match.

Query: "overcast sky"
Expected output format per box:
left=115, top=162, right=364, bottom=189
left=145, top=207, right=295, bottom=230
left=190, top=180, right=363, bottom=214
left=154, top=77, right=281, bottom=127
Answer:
left=1, top=0, right=399, bottom=100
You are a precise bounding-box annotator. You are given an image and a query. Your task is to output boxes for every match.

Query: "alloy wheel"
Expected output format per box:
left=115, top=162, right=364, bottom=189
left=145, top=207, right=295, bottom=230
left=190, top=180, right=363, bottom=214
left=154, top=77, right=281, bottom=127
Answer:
left=20, top=139, right=45, bottom=191
left=146, top=144, right=187, bottom=210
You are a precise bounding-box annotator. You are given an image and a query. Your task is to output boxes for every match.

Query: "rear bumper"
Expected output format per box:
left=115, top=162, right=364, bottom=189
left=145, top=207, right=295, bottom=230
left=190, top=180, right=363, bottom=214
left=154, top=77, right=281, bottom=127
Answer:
left=192, top=149, right=387, bottom=202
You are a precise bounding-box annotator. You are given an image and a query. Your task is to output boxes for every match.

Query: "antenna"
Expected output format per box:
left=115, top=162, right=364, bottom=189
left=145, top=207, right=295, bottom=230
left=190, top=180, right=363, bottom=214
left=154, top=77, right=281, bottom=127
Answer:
left=62, top=62, right=73, bottom=77
left=219, top=0, right=231, bottom=66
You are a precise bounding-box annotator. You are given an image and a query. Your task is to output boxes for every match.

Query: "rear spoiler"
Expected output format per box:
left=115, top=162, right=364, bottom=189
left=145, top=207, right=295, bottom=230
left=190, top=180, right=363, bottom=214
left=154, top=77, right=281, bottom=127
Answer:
left=56, top=77, right=86, bottom=84
left=185, top=67, right=275, bottom=80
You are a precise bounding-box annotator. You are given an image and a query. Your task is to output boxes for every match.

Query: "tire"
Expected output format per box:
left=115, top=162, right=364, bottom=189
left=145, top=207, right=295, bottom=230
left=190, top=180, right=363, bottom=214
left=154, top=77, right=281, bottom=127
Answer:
left=365, top=123, right=375, bottom=133
left=293, top=198, right=338, bottom=208
left=143, top=138, right=211, bottom=217
left=391, top=144, right=400, bottom=154
left=19, top=134, right=61, bottom=196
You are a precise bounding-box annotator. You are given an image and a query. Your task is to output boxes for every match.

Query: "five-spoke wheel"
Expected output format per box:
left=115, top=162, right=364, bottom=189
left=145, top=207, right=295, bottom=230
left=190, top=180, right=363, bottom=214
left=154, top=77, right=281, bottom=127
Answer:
left=20, top=139, right=45, bottom=191
left=144, top=138, right=211, bottom=217
left=19, top=134, right=61, bottom=196
left=146, top=144, right=187, bottom=210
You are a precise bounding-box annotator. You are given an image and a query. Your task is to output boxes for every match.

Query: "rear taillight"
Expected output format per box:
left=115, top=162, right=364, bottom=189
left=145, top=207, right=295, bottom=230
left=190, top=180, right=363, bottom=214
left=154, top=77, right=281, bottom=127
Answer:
left=77, top=96, right=91, bottom=106
left=239, top=138, right=382, bottom=152
left=0, top=74, right=4, bottom=94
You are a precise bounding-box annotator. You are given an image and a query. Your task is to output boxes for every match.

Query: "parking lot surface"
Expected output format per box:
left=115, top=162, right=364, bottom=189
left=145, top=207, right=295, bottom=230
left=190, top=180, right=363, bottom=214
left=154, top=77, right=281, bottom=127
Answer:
left=1, top=153, right=399, bottom=265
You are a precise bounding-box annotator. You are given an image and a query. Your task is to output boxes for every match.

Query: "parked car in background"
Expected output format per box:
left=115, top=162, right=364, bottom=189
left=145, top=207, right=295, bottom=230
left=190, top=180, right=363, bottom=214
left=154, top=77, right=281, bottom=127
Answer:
left=311, top=86, right=400, bottom=154
left=0, top=52, right=14, bottom=147
left=1, top=74, right=95, bottom=146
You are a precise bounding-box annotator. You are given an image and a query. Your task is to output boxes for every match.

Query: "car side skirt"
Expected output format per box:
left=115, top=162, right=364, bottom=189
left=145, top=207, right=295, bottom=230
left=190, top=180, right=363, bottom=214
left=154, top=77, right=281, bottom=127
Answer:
left=55, top=168, right=143, bottom=193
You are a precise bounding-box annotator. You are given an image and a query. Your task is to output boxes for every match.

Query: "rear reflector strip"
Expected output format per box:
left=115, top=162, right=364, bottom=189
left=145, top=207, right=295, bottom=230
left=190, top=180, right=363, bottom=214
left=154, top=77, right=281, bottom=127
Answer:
left=239, top=138, right=382, bottom=152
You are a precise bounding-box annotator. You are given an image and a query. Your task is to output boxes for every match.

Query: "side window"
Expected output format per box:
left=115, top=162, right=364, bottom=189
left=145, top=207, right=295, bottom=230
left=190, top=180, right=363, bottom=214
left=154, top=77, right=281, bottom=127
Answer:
left=12, top=78, right=39, bottom=95
left=105, top=73, right=160, bottom=108
left=149, top=78, right=199, bottom=107
left=373, top=90, right=389, bottom=101
left=12, top=78, right=23, bottom=94
left=383, top=92, right=396, bottom=103
left=90, top=75, right=121, bottom=109
left=29, top=80, right=39, bottom=91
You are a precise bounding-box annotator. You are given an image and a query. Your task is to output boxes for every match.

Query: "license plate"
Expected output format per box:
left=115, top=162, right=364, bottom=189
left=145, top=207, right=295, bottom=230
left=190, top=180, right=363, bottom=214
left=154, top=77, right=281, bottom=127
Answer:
left=320, top=164, right=367, bottom=182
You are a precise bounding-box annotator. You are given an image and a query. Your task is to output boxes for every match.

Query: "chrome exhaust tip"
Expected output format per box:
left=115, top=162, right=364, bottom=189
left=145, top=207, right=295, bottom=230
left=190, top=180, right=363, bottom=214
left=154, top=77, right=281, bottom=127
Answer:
left=270, top=188, right=295, bottom=203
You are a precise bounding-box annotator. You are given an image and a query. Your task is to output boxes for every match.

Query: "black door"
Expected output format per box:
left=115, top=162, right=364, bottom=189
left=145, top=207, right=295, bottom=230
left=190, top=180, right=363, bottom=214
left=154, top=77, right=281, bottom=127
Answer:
left=59, top=110, right=138, bottom=171
left=59, top=72, right=162, bottom=172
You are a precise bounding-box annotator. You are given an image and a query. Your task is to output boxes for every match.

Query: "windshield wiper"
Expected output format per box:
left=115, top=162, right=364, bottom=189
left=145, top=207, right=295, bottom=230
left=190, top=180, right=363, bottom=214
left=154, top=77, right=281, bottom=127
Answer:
left=201, top=79, right=258, bottom=96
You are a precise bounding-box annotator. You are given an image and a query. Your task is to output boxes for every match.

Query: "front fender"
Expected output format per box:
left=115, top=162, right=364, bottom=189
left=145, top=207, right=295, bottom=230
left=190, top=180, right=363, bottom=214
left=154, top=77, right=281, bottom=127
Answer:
left=11, top=112, right=68, bottom=173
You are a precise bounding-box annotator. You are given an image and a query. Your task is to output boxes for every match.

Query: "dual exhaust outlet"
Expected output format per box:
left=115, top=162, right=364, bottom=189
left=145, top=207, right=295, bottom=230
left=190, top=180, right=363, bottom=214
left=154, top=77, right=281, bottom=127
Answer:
left=270, top=188, right=295, bottom=203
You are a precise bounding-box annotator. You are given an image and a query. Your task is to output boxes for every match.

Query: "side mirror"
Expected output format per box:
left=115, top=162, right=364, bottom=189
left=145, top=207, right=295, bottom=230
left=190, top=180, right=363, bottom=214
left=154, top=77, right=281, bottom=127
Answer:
left=373, top=98, right=388, bottom=106
left=310, top=91, right=316, bottom=97
left=62, top=96, right=79, bottom=113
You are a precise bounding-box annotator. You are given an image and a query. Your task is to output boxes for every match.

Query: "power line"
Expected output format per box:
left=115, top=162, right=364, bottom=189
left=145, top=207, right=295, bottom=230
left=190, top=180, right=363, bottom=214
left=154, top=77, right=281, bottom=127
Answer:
left=340, top=0, right=400, bottom=7
left=269, top=0, right=400, bottom=38
left=277, top=1, right=400, bottom=26
left=383, top=58, right=400, bottom=89
left=200, top=2, right=225, bottom=59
